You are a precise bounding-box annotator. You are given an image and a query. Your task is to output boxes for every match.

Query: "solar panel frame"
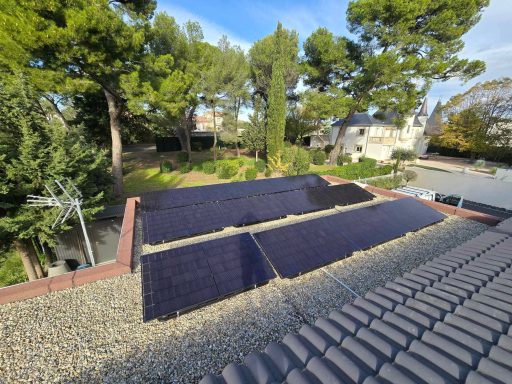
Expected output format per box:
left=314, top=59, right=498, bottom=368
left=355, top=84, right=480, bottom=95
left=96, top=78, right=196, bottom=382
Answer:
left=141, top=233, right=276, bottom=321
left=254, top=198, right=445, bottom=278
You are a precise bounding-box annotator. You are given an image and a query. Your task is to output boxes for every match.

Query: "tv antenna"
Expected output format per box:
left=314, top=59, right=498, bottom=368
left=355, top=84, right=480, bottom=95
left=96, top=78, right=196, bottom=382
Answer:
left=27, top=180, right=95, bottom=267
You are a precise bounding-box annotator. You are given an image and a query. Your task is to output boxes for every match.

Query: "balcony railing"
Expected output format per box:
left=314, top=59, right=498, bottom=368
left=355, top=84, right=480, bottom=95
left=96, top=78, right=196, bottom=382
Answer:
left=369, top=137, right=395, bottom=145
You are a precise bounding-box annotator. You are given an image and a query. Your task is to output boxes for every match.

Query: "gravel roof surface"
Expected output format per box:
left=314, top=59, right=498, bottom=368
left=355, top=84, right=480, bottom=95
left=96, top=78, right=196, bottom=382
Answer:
left=0, top=200, right=488, bottom=384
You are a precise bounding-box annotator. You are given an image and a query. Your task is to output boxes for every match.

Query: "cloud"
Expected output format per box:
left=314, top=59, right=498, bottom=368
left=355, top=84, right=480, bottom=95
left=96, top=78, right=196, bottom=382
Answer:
left=428, top=0, right=512, bottom=108
left=156, top=4, right=252, bottom=51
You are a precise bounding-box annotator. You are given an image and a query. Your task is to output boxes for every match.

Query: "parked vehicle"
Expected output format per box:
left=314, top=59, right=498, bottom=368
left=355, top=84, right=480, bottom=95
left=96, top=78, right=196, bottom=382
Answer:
left=393, top=186, right=464, bottom=208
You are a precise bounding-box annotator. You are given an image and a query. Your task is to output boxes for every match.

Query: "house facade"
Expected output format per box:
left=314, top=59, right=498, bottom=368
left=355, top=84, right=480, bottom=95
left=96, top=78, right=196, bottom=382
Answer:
left=310, top=99, right=442, bottom=161
left=194, top=111, right=224, bottom=132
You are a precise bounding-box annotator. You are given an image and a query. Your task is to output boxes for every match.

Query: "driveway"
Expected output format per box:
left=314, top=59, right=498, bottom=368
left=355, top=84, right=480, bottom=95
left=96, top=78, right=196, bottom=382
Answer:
left=407, top=167, right=512, bottom=209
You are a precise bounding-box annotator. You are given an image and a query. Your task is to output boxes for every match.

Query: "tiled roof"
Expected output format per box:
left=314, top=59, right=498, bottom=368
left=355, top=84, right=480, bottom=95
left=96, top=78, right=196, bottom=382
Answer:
left=201, top=218, right=512, bottom=384
left=332, top=112, right=424, bottom=128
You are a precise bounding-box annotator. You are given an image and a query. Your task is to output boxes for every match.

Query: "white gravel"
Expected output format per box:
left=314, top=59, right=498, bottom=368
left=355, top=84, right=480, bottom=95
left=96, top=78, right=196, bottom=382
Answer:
left=0, top=202, right=488, bottom=384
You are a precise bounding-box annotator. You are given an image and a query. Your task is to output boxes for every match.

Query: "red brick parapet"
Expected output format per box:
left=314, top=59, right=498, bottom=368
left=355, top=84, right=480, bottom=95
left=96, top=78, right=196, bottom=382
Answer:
left=321, top=175, right=502, bottom=226
left=0, top=197, right=139, bottom=305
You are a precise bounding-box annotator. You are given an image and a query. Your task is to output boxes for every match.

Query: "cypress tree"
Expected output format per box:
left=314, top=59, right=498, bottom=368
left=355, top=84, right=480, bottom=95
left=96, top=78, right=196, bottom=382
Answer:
left=266, top=23, right=287, bottom=162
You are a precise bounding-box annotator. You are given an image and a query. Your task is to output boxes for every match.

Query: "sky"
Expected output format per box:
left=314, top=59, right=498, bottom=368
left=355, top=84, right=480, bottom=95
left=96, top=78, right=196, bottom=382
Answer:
left=158, top=0, right=512, bottom=114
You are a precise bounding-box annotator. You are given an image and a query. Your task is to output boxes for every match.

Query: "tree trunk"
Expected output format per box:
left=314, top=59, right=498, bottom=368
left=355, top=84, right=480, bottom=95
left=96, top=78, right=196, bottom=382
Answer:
left=14, top=240, right=40, bottom=281
left=184, top=107, right=195, bottom=164
left=212, top=105, right=217, bottom=162
left=234, top=98, right=240, bottom=157
left=104, top=88, right=124, bottom=198
left=255, top=150, right=259, bottom=161
left=329, top=109, right=356, bottom=165
left=44, top=95, right=70, bottom=132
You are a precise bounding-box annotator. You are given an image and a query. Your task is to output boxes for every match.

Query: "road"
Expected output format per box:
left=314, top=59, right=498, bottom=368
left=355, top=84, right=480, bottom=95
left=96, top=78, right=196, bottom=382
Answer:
left=407, top=167, right=512, bottom=210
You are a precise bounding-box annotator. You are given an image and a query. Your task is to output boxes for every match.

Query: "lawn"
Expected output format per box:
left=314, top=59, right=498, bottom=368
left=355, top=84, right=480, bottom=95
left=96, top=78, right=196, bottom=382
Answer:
left=122, top=149, right=259, bottom=198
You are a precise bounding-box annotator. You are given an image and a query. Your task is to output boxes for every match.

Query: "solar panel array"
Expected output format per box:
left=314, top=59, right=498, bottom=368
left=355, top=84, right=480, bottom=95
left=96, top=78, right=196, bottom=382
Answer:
left=141, top=233, right=276, bottom=321
left=142, top=183, right=375, bottom=244
left=141, top=174, right=329, bottom=211
left=255, top=198, right=446, bottom=278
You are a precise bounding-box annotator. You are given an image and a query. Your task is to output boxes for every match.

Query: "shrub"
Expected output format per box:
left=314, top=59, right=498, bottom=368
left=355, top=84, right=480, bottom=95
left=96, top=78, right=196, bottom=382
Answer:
left=311, top=150, right=327, bottom=165
left=202, top=161, right=216, bottom=174
left=474, top=159, right=486, bottom=168
left=359, top=157, right=377, bottom=167
left=319, top=163, right=393, bottom=180
left=176, top=151, right=188, bottom=163
left=403, top=170, right=418, bottom=184
left=245, top=168, right=258, bottom=180
left=337, top=154, right=352, bottom=166
left=179, top=163, right=190, bottom=174
left=216, top=160, right=239, bottom=179
left=191, top=142, right=202, bottom=151
left=282, top=146, right=311, bottom=176
left=237, top=158, right=245, bottom=167
left=490, top=167, right=497, bottom=175
left=265, top=167, right=273, bottom=177
left=324, top=144, right=334, bottom=154
left=366, top=175, right=404, bottom=190
left=254, top=159, right=266, bottom=172
left=0, top=249, right=27, bottom=287
left=391, top=148, right=417, bottom=173
left=159, top=160, right=173, bottom=173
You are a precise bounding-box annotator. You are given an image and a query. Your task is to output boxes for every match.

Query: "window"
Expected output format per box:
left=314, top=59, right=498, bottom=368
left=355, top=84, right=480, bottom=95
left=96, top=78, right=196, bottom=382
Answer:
left=358, top=128, right=365, bottom=136
left=355, top=145, right=363, bottom=153
left=407, top=125, right=411, bottom=133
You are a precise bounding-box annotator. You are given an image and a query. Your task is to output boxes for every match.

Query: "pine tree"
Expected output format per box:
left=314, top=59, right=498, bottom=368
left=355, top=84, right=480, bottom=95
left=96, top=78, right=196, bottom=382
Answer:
left=266, top=23, right=287, bottom=163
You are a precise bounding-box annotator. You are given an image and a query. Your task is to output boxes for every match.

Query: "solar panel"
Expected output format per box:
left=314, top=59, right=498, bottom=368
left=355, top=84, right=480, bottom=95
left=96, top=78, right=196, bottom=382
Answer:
left=254, top=198, right=445, bottom=278
left=140, top=174, right=329, bottom=211
left=142, top=203, right=230, bottom=244
left=142, top=183, right=376, bottom=243
left=141, top=233, right=276, bottom=321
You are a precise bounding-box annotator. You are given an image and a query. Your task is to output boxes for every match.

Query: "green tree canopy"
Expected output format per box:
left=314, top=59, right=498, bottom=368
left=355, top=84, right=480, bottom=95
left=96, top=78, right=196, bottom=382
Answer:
left=303, top=0, right=488, bottom=164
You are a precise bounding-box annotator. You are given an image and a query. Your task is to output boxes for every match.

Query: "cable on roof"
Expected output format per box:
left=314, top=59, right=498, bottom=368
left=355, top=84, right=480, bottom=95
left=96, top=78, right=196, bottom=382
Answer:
left=321, top=268, right=360, bottom=298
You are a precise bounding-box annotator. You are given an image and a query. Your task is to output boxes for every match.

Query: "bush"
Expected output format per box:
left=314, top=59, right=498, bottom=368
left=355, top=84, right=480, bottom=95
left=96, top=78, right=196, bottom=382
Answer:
left=0, top=250, right=27, bottom=287
left=179, top=163, right=190, bottom=174
left=319, top=163, right=393, bottom=180
left=254, top=159, right=266, bottom=172
left=311, top=150, right=327, bottom=165
left=265, top=167, right=273, bottom=177
left=202, top=161, right=216, bottom=174
left=191, top=142, right=202, bottom=151
left=159, top=160, right=173, bottom=173
left=403, top=170, right=418, bottom=184
left=245, top=168, right=258, bottom=180
left=359, top=157, right=377, bottom=167
left=366, top=175, right=404, bottom=190
left=324, top=144, right=334, bottom=154
left=216, top=160, right=240, bottom=179
left=474, top=159, right=486, bottom=168
left=176, top=151, right=188, bottom=163
left=337, top=154, right=352, bottom=166
left=282, top=146, right=311, bottom=176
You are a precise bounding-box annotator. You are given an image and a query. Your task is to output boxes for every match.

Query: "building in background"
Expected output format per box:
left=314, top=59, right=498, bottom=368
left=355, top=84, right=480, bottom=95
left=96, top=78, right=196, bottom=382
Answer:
left=194, top=111, right=224, bottom=132
left=309, top=98, right=442, bottom=161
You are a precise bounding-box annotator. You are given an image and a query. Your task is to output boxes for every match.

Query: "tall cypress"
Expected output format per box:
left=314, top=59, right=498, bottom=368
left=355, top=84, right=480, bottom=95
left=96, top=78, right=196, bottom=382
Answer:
left=266, top=23, right=286, bottom=162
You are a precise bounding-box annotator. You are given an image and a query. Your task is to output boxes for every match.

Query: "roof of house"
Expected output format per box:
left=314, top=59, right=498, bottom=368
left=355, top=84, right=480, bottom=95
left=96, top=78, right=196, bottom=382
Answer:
left=332, top=111, right=424, bottom=128
left=201, top=217, right=512, bottom=384
left=425, top=100, right=443, bottom=136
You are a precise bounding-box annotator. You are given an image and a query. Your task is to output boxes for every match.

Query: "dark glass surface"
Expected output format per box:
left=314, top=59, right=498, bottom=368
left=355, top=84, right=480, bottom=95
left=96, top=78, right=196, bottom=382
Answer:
left=255, top=198, right=445, bottom=278
left=141, top=233, right=276, bottom=321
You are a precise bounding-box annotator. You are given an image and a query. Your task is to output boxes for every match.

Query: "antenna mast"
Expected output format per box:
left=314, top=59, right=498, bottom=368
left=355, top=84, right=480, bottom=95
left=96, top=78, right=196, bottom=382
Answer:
left=27, top=180, right=95, bottom=267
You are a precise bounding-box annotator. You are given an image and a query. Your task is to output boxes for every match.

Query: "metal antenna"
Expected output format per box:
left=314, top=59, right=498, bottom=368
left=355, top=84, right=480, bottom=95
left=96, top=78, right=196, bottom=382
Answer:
left=27, top=180, right=95, bottom=267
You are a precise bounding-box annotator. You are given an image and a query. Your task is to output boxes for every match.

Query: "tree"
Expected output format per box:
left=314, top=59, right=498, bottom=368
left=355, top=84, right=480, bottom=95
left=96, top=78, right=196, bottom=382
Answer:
left=1, top=0, right=157, bottom=197
left=436, top=78, right=512, bottom=159
left=391, top=148, right=417, bottom=174
left=266, top=23, right=288, bottom=163
left=303, top=0, right=488, bottom=164
left=403, top=170, right=418, bottom=185
left=242, top=96, right=266, bottom=160
left=201, top=36, right=248, bottom=161
left=0, top=74, right=111, bottom=280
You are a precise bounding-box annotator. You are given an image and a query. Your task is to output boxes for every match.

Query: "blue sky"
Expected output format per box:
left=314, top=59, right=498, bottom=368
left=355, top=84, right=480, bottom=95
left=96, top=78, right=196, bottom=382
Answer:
left=158, top=0, right=512, bottom=114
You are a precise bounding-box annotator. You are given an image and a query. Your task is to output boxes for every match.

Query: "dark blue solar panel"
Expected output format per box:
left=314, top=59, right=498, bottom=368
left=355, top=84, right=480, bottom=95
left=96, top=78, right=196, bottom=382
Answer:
left=142, top=203, right=230, bottom=244
left=140, top=174, right=329, bottom=211
left=254, top=198, right=445, bottom=278
left=141, top=234, right=276, bottom=321
left=142, top=183, right=375, bottom=243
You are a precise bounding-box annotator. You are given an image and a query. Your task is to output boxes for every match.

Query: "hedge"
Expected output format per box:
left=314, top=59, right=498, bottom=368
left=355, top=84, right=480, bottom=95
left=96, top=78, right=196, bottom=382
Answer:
left=319, top=163, right=393, bottom=180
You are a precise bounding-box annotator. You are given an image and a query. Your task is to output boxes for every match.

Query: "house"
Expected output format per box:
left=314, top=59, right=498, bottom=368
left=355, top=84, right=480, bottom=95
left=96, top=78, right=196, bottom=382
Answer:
left=309, top=98, right=442, bottom=161
left=194, top=111, right=224, bottom=132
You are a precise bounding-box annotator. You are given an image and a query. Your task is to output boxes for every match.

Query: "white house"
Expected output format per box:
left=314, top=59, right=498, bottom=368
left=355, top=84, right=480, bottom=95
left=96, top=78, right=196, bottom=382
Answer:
left=310, top=99, right=442, bottom=161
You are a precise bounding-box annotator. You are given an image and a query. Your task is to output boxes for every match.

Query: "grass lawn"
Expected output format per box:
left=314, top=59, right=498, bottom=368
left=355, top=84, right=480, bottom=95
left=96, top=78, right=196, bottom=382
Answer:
left=122, top=149, right=260, bottom=199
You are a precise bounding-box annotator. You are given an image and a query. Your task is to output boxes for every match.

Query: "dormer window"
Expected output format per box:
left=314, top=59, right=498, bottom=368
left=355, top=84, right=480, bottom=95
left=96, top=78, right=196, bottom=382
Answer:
left=358, top=128, right=365, bottom=136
